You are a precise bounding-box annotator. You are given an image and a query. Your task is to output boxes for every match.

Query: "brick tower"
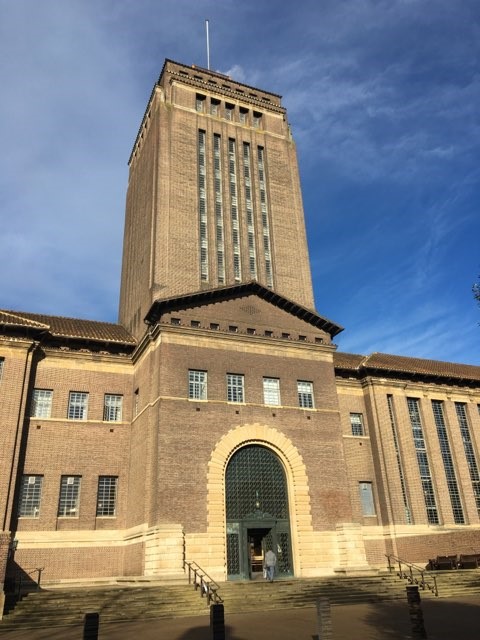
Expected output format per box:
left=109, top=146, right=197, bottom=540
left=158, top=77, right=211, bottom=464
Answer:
left=119, top=59, right=314, bottom=339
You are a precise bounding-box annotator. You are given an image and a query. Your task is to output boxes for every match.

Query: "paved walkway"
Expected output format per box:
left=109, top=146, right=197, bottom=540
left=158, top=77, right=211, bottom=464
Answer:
left=1, top=595, right=480, bottom=639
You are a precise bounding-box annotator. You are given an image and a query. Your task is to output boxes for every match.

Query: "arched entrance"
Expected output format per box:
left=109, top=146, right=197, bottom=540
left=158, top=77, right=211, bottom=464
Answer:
left=225, top=445, right=293, bottom=580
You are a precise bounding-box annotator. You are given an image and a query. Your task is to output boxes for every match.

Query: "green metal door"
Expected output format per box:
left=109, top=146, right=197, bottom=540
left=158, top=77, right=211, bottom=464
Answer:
left=225, top=445, right=293, bottom=580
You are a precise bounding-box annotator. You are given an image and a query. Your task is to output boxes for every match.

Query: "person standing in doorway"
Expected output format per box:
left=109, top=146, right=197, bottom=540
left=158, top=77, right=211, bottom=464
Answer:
left=264, top=548, right=277, bottom=582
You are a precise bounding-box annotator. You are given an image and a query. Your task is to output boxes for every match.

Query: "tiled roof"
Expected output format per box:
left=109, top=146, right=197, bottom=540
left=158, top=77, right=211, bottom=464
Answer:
left=334, top=351, right=480, bottom=383
left=0, top=309, right=136, bottom=346
left=145, top=281, right=344, bottom=338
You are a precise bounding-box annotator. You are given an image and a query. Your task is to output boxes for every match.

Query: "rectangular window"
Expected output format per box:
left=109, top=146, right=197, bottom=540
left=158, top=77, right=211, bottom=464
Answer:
left=359, top=482, right=376, bottom=516
left=227, top=374, right=244, bottom=403
left=455, top=402, right=480, bottom=516
left=263, top=378, right=281, bottom=406
left=210, top=98, right=220, bottom=115
left=67, top=392, right=88, bottom=420
left=96, top=476, right=118, bottom=517
left=253, top=112, right=262, bottom=128
left=225, top=103, right=234, bottom=120
left=239, top=107, right=248, bottom=123
left=350, top=413, right=365, bottom=436
left=31, top=389, right=53, bottom=418
left=297, top=381, right=314, bottom=409
left=104, top=394, right=123, bottom=422
left=18, top=475, right=43, bottom=517
left=134, top=389, right=139, bottom=416
left=58, top=476, right=81, bottom=517
left=189, top=370, right=207, bottom=400
left=0, top=358, right=4, bottom=381
left=407, top=398, right=439, bottom=524
left=196, top=93, right=205, bottom=112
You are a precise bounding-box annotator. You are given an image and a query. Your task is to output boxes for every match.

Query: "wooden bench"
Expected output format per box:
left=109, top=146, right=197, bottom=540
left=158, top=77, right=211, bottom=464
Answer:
left=458, top=554, right=480, bottom=569
left=432, top=555, right=458, bottom=570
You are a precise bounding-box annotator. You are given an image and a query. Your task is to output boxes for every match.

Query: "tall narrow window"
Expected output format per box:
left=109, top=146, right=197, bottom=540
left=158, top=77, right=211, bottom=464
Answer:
left=0, top=358, right=4, bottom=381
left=243, top=143, right=257, bottom=279
left=297, top=381, right=314, bottom=409
left=387, top=395, right=412, bottom=524
left=188, top=370, right=207, bottom=400
left=213, top=134, right=225, bottom=284
left=257, top=147, right=273, bottom=288
left=431, top=400, right=464, bottom=523
left=18, top=475, right=43, bottom=517
left=228, top=138, right=242, bottom=281
left=196, top=94, right=205, bottom=112
left=210, top=98, right=220, bottom=115
left=58, top=476, right=81, bottom=517
left=97, top=476, right=118, bottom=517
left=407, top=398, right=439, bottom=524
left=67, top=392, right=88, bottom=420
left=198, top=130, right=209, bottom=281
left=104, top=394, right=123, bottom=422
left=350, top=413, right=365, bottom=436
left=263, top=378, right=281, bottom=406
left=359, top=482, right=376, bottom=516
left=227, top=374, right=244, bottom=403
left=455, top=403, right=480, bottom=516
left=31, top=389, right=53, bottom=418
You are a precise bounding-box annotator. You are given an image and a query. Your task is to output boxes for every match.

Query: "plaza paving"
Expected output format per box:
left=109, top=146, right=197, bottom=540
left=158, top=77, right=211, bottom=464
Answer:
left=1, top=595, right=480, bottom=639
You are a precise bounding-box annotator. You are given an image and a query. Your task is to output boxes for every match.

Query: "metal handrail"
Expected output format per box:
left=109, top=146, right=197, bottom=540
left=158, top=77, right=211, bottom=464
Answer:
left=386, top=554, right=438, bottom=596
left=184, top=560, right=223, bottom=605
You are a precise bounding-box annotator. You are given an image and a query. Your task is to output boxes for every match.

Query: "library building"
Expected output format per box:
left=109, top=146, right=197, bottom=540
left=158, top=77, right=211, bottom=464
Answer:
left=1, top=60, right=480, bottom=607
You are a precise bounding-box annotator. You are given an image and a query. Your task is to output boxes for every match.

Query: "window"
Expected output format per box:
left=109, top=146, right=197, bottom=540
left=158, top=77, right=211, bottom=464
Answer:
left=210, top=323, right=219, bottom=330
left=189, top=370, right=207, bottom=400
left=253, top=112, right=262, bottom=128
left=58, top=476, right=81, bottom=517
left=18, top=475, right=43, bottom=517
left=134, top=389, right=139, bottom=416
left=210, top=98, right=220, bottom=115
left=104, top=394, right=123, bottom=422
left=96, top=476, right=118, bottom=517
left=239, top=107, right=248, bottom=124
left=196, top=93, right=205, bottom=112
left=191, top=320, right=200, bottom=328
left=263, top=378, right=281, bottom=406
left=297, top=381, right=314, bottom=409
left=350, top=413, right=365, bottom=436
left=225, top=103, right=234, bottom=120
left=0, top=358, right=4, bottom=381
left=455, top=402, right=480, bottom=516
left=170, top=317, right=181, bottom=325
left=67, top=392, right=88, bottom=420
left=227, top=374, right=244, bottom=403
left=30, top=389, right=53, bottom=418
left=359, top=482, right=376, bottom=516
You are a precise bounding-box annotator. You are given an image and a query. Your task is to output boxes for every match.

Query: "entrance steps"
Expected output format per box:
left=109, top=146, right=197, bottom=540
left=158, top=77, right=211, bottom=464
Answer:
left=2, top=570, right=480, bottom=630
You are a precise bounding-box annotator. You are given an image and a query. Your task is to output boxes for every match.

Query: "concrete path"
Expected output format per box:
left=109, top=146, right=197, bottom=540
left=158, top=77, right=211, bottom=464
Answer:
left=1, top=595, right=480, bottom=639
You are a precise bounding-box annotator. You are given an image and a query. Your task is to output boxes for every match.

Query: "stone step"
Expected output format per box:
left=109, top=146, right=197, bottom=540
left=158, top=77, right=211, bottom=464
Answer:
left=3, top=572, right=480, bottom=630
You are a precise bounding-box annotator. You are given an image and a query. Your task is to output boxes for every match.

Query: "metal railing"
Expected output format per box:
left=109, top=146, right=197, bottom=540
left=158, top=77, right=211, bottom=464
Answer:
left=386, top=554, right=438, bottom=596
left=184, top=560, right=223, bottom=605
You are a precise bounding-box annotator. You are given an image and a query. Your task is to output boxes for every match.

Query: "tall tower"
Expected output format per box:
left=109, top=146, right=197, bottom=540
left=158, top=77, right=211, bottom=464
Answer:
left=119, top=59, right=314, bottom=339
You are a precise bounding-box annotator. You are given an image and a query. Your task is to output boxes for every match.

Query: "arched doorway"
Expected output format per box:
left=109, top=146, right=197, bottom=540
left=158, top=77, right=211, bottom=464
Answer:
left=225, top=445, right=293, bottom=580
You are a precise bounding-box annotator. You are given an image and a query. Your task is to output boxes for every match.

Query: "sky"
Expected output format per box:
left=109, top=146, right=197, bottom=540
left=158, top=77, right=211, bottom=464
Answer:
left=1, top=0, right=479, bottom=365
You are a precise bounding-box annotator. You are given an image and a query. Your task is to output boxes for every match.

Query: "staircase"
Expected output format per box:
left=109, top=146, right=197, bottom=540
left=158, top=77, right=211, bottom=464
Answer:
left=2, top=570, right=480, bottom=630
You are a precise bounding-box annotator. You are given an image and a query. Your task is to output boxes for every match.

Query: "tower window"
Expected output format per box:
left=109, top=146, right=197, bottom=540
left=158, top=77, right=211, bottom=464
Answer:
left=31, top=389, right=53, bottom=418
left=58, top=476, right=81, bottom=517
left=67, top=392, right=88, bottom=420
left=97, top=476, right=118, bottom=517
left=189, top=370, right=207, bottom=400
left=18, top=475, right=43, bottom=518
left=210, top=98, right=220, bottom=115
left=104, top=395, right=123, bottom=422
left=196, top=94, right=206, bottom=112
left=350, top=413, right=365, bottom=436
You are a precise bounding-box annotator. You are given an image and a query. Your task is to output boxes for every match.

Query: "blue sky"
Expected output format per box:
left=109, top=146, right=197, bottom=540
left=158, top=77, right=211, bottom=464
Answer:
left=1, top=0, right=479, bottom=364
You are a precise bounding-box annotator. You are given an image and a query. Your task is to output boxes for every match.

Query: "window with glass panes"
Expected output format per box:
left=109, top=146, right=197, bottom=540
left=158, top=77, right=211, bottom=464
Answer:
left=96, top=476, right=118, bottom=517
left=263, top=378, right=280, bottom=405
left=189, top=370, right=207, bottom=400
left=31, top=389, right=53, bottom=418
left=431, top=400, right=464, bottom=524
left=227, top=374, right=244, bottom=403
left=407, top=398, right=439, bottom=524
left=455, top=402, right=480, bottom=515
left=58, top=476, right=81, bottom=517
left=350, top=413, right=364, bottom=436
left=104, top=394, right=123, bottom=421
left=67, top=392, right=88, bottom=420
left=18, top=475, right=43, bottom=517
left=297, top=381, right=314, bottom=409
left=359, top=482, right=376, bottom=516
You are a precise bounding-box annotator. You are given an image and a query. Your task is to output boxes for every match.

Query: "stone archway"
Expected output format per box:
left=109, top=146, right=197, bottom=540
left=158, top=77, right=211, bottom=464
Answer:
left=203, top=423, right=315, bottom=580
